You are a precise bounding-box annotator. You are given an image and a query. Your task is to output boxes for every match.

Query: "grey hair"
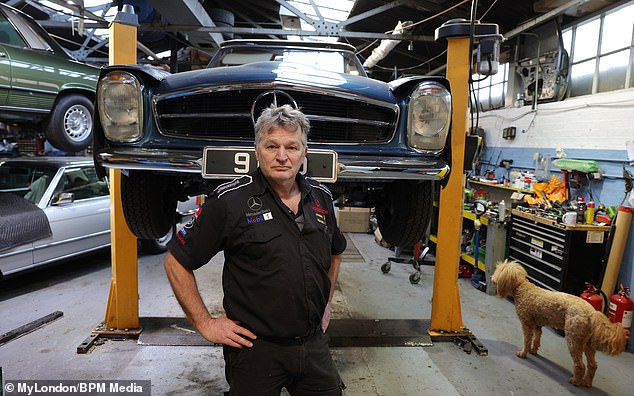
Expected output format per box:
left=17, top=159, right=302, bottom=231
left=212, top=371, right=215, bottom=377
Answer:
left=254, top=104, right=309, bottom=147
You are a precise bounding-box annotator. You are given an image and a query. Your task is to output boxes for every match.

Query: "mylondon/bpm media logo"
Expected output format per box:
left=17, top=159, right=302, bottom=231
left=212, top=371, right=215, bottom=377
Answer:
left=2, top=379, right=151, bottom=395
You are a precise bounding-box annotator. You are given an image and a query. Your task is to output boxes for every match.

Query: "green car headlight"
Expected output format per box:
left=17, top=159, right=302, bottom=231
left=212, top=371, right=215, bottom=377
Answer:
left=407, top=82, right=451, bottom=151
left=97, top=71, right=143, bottom=142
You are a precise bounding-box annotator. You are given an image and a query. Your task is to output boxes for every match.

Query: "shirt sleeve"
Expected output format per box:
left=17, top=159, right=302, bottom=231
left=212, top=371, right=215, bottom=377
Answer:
left=167, top=195, right=227, bottom=270
left=331, top=226, right=347, bottom=256
left=327, top=197, right=347, bottom=256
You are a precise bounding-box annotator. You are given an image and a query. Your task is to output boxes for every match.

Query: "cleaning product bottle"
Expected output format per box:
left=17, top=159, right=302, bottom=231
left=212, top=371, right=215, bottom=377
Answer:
left=498, top=200, right=506, bottom=222
left=586, top=200, right=595, bottom=225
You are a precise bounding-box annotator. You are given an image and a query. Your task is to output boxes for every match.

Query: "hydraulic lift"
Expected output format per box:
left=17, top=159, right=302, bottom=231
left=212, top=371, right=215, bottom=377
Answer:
left=79, top=7, right=500, bottom=358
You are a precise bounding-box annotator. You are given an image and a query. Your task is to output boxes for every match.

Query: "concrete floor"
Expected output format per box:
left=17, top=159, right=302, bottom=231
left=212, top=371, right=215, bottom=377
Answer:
left=1, top=232, right=632, bottom=396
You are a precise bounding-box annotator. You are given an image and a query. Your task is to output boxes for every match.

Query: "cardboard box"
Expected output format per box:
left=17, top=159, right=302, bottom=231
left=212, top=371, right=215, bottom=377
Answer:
left=337, top=207, right=371, bottom=233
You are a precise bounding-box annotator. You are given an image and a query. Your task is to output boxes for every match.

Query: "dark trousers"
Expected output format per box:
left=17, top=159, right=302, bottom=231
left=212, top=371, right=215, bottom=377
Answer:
left=223, top=330, right=343, bottom=396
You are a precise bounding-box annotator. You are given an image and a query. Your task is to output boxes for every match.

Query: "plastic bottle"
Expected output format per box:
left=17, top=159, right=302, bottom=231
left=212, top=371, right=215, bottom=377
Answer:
left=586, top=200, right=595, bottom=225
left=577, top=197, right=586, bottom=223
left=498, top=200, right=506, bottom=222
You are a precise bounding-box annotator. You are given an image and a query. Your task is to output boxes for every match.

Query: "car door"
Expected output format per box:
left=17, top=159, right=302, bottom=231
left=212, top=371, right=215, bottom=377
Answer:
left=32, top=166, right=111, bottom=265
left=0, top=8, right=25, bottom=106
left=0, top=43, right=8, bottom=106
left=0, top=5, right=64, bottom=112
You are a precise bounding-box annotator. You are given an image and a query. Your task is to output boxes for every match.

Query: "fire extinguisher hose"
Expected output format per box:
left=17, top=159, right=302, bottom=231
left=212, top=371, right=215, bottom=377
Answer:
left=599, top=289, right=609, bottom=315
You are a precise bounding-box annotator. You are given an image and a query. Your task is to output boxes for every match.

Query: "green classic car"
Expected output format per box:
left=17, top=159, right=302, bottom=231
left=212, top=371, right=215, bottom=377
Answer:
left=0, top=3, right=98, bottom=152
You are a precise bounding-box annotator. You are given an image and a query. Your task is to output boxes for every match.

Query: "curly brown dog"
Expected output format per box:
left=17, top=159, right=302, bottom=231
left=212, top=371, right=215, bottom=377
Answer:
left=491, top=260, right=627, bottom=387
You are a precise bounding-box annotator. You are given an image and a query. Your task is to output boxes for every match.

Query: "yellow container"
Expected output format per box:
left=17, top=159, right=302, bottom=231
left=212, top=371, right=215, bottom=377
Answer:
left=586, top=201, right=595, bottom=224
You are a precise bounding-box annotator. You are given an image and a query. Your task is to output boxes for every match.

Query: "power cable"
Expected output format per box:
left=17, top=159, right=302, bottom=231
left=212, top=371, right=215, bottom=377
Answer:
left=355, top=0, right=470, bottom=72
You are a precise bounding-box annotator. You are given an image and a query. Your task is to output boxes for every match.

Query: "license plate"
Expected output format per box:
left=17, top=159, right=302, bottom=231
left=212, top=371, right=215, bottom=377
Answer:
left=202, top=147, right=338, bottom=183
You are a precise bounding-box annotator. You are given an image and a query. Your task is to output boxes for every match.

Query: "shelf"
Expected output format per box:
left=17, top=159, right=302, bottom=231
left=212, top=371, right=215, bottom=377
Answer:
left=425, top=235, right=486, bottom=271
left=468, top=179, right=534, bottom=195
left=460, top=253, right=486, bottom=271
left=462, top=211, right=490, bottom=226
left=427, top=233, right=486, bottom=271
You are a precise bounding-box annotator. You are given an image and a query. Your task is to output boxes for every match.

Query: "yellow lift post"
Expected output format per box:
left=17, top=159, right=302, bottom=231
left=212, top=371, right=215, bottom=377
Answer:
left=429, top=19, right=501, bottom=355
left=79, top=6, right=140, bottom=352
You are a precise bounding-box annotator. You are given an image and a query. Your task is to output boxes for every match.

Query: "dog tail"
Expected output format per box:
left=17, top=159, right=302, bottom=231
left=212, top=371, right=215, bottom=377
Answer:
left=591, top=310, right=627, bottom=355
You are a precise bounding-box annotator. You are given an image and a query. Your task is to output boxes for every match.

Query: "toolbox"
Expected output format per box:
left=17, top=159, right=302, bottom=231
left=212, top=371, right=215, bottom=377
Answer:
left=508, top=209, right=610, bottom=295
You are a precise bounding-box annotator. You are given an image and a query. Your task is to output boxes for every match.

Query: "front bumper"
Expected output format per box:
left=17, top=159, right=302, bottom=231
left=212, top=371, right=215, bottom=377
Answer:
left=95, top=148, right=449, bottom=181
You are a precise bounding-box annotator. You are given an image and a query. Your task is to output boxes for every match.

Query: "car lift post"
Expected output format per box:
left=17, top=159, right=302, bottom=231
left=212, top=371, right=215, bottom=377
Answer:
left=81, top=6, right=142, bottom=351
left=428, top=20, right=500, bottom=356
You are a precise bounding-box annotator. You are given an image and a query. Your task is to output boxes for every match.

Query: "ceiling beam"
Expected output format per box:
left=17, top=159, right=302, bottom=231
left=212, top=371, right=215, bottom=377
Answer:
left=147, top=0, right=224, bottom=48
left=339, top=0, right=408, bottom=27
left=274, top=0, right=316, bottom=25
left=402, top=0, right=442, bottom=14
left=504, top=0, right=587, bottom=39
left=142, top=23, right=435, bottom=41
left=230, top=8, right=280, bottom=40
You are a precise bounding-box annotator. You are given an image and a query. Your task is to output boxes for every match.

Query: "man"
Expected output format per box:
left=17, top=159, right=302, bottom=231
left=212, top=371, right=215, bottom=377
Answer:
left=164, top=104, right=347, bottom=395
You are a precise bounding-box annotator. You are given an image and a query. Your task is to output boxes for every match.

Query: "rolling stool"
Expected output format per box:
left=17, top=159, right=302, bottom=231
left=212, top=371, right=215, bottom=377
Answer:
left=380, top=241, right=430, bottom=284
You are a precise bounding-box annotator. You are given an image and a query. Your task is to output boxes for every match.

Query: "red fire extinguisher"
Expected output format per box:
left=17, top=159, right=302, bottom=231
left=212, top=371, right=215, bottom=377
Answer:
left=608, top=284, right=633, bottom=331
left=581, top=283, right=606, bottom=312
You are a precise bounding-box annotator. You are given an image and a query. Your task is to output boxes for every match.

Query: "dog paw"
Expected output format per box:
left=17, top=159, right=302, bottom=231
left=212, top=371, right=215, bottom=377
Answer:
left=516, top=351, right=528, bottom=358
left=569, top=377, right=584, bottom=387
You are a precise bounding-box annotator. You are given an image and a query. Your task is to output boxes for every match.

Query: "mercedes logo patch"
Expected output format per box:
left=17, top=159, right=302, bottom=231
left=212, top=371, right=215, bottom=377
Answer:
left=248, top=196, right=263, bottom=211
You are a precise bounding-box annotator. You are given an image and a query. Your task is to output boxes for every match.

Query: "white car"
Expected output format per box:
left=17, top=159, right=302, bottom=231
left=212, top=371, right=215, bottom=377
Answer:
left=0, top=156, right=195, bottom=278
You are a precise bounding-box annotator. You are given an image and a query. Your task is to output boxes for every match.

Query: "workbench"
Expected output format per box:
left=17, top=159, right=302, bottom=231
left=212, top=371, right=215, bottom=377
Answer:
left=468, top=179, right=533, bottom=203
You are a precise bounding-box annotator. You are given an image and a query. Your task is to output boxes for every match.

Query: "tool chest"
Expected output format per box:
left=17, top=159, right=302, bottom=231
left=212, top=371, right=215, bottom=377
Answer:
left=508, top=209, right=610, bottom=295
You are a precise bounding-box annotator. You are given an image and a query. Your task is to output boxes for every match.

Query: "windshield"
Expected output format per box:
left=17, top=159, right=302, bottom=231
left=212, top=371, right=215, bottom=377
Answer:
left=0, top=163, right=57, bottom=203
left=209, top=47, right=365, bottom=76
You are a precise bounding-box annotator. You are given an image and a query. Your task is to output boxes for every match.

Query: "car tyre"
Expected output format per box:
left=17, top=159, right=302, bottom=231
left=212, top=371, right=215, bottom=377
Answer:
left=376, top=181, right=433, bottom=248
left=121, top=171, right=177, bottom=240
left=140, top=227, right=173, bottom=254
left=45, top=94, right=94, bottom=152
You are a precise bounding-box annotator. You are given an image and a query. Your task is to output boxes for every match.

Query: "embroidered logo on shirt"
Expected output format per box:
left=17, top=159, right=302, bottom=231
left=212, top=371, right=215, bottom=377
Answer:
left=176, top=207, right=201, bottom=244
left=246, top=210, right=273, bottom=224
left=248, top=196, right=263, bottom=211
left=311, top=198, right=329, bottom=215
left=315, top=212, right=326, bottom=225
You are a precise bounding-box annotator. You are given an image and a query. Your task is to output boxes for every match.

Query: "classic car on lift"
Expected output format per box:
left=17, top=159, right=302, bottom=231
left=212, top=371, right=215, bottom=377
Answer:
left=93, top=39, right=452, bottom=248
left=0, top=3, right=98, bottom=152
left=0, top=156, right=195, bottom=278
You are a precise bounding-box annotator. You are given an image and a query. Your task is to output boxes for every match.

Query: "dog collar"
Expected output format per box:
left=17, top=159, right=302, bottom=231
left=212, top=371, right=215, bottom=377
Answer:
left=514, top=279, right=527, bottom=292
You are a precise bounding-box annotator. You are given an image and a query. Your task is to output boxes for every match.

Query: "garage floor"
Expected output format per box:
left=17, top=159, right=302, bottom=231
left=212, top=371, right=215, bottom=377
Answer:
left=1, top=232, right=632, bottom=396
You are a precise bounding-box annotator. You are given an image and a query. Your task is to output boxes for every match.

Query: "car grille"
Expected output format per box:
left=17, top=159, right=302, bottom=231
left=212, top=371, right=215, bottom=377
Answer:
left=153, top=87, right=398, bottom=144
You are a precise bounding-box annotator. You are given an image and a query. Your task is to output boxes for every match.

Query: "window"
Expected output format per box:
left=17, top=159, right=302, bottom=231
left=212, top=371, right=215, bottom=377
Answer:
left=0, top=164, right=57, bottom=204
left=563, top=3, right=634, bottom=97
left=472, top=62, right=508, bottom=111
left=54, top=167, right=109, bottom=201
left=0, top=11, right=26, bottom=47
left=3, top=6, right=51, bottom=51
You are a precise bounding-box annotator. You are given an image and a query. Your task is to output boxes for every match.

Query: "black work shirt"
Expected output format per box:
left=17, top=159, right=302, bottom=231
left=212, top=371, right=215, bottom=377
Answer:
left=167, top=168, right=347, bottom=339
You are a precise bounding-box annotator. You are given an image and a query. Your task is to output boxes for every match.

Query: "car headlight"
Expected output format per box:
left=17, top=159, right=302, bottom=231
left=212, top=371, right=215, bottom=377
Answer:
left=407, top=82, right=451, bottom=151
left=97, top=71, right=143, bottom=142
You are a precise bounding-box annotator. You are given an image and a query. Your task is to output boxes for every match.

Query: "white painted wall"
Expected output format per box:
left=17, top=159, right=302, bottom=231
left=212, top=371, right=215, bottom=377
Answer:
left=478, top=88, right=634, bottom=151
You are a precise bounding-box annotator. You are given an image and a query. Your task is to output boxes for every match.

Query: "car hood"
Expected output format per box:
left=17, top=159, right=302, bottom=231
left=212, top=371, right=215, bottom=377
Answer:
left=159, top=61, right=397, bottom=102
